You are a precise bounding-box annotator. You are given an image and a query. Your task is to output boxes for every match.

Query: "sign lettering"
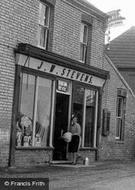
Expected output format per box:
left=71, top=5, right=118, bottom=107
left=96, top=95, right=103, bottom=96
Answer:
left=17, top=55, right=105, bottom=87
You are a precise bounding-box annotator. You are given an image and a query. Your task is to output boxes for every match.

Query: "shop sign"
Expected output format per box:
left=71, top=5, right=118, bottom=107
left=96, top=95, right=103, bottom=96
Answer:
left=107, top=9, right=125, bottom=28
left=17, top=55, right=105, bottom=87
left=57, top=80, right=69, bottom=92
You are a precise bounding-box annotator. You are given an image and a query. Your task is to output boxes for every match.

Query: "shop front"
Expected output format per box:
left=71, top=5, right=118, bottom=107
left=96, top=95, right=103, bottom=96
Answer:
left=10, top=44, right=108, bottom=166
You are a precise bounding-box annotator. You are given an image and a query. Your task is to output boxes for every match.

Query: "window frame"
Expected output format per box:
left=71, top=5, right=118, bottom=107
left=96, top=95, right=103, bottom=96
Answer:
left=82, top=88, right=98, bottom=148
left=116, top=89, right=127, bottom=141
left=16, top=67, right=55, bottom=148
left=38, top=2, right=51, bottom=50
left=72, top=82, right=99, bottom=148
left=80, top=23, right=89, bottom=63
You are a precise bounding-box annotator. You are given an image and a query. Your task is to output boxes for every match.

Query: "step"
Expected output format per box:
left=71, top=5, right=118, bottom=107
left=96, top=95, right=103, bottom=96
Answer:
left=50, top=160, right=72, bottom=165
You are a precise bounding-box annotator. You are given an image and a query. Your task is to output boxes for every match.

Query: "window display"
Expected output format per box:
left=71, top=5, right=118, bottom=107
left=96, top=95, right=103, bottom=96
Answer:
left=16, top=73, right=52, bottom=147
left=72, top=83, right=97, bottom=148
left=84, top=89, right=96, bottom=147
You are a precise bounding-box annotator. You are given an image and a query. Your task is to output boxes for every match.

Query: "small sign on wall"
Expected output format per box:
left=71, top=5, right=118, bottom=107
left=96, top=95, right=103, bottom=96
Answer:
left=57, top=80, right=69, bottom=92
left=102, top=108, right=111, bottom=136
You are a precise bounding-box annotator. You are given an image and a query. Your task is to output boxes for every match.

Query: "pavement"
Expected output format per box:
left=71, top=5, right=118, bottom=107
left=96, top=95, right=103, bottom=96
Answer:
left=1, top=160, right=135, bottom=189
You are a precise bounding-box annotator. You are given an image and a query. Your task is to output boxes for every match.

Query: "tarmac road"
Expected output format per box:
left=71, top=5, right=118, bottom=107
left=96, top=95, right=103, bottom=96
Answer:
left=49, top=162, right=135, bottom=190
left=1, top=160, right=135, bottom=190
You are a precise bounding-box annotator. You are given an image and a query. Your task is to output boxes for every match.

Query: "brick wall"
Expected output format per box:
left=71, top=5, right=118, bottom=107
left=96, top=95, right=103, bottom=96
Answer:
left=90, top=19, right=105, bottom=69
left=15, top=149, right=52, bottom=167
left=100, top=56, right=135, bottom=160
left=0, top=0, right=39, bottom=166
left=52, top=0, right=81, bottom=60
left=53, top=0, right=106, bottom=68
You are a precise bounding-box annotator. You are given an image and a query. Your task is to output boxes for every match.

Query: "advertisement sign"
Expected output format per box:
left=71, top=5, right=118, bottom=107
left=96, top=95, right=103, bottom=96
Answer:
left=107, top=9, right=125, bottom=28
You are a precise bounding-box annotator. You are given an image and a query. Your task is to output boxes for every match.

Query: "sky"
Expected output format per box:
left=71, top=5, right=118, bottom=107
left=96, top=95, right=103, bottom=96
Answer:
left=87, top=0, right=134, bottom=40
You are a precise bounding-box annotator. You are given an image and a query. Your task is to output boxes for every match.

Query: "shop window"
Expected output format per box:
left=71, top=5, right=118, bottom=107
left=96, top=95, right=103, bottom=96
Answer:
left=72, top=85, right=85, bottom=132
left=72, top=84, right=98, bottom=148
left=16, top=73, right=52, bottom=147
left=116, top=89, right=127, bottom=141
left=84, top=89, right=96, bottom=147
left=38, top=2, right=50, bottom=49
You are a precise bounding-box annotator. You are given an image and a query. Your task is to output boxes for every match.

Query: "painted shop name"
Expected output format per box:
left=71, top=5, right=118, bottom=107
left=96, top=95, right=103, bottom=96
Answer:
left=37, top=61, right=93, bottom=84
left=17, top=55, right=105, bottom=87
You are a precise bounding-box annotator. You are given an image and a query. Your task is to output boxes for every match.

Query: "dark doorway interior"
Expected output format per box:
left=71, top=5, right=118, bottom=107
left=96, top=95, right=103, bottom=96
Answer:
left=53, top=92, right=69, bottom=160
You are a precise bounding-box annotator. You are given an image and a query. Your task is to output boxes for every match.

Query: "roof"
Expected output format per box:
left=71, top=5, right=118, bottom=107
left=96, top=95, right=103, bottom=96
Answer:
left=105, top=55, right=135, bottom=97
left=105, top=26, right=135, bottom=68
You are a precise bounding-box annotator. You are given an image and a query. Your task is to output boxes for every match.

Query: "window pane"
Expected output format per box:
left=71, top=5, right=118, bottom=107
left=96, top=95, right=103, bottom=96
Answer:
left=80, top=24, right=88, bottom=43
left=16, top=74, right=35, bottom=147
left=83, top=25, right=88, bottom=43
left=72, top=84, right=85, bottom=133
left=39, top=3, right=49, bottom=26
left=44, top=5, right=50, bottom=26
left=20, top=74, right=35, bottom=118
left=35, top=77, right=52, bottom=147
left=38, top=2, right=50, bottom=49
left=39, top=3, right=46, bottom=25
left=84, top=89, right=96, bottom=147
left=116, top=93, right=126, bottom=140
left=116, top=118, right=122, bottom=138
left=117, top=97, right=123, bottom=117
left=80, top=24, right=84, bottom=43
left=80, top=44, right=86, bottom=62
left=39, top=26, right=48, bottom=48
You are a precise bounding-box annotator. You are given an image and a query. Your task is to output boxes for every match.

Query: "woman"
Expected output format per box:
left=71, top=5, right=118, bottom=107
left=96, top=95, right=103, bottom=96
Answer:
left=68, top=115, right=81, bottom=164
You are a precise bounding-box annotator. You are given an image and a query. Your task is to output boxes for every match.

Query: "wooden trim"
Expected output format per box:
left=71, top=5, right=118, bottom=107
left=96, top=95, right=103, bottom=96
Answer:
left=50, top=80, right=56, bottom=147
left=81, top=14, right=93, bottom=25
left=93, top=90, right=98, bottom=147
left=40, top=0, right=56, bottom=6
left=86, top=24, right=92, bottom=65
left=32, top=77, right=39, bottom=146
left=15, top=146, right=54, bottom=150
left=95, top=88, right=102, bottom=160
left=21, top=65, right=56, bottom=81
left=79, top=147, right=98, bottom=151
left=9, top=65, right=21, bottom=167
left=15, top=43, right=109, bottom=80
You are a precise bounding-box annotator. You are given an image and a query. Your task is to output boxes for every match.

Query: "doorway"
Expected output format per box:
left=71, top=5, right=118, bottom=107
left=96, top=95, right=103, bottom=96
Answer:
left=53, top=92, right=70, bottom=160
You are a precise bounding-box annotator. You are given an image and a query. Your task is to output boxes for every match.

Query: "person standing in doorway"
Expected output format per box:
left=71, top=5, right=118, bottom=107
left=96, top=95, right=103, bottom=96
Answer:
left=68, top=115, right=81, bottom=164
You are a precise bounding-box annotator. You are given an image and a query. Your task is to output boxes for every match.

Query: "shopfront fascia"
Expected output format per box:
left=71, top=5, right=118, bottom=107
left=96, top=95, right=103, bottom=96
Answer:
left=10, top=44, right=109, bottom=165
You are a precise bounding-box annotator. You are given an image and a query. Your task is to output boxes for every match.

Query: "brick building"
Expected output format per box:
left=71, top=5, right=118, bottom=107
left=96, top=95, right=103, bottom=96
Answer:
left=100, top=55, right=135, bottom=160
left=0, top=0, right=135, bottom=167
left=106, top=26, right=135, bottom=93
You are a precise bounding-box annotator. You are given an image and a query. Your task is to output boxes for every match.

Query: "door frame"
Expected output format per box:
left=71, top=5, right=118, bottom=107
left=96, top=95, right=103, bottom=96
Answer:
left=52, top=79, right=72, bottom=160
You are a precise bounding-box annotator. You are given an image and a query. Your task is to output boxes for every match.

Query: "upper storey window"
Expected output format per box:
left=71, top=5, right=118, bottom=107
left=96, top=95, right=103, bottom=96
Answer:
left=80, top=23, right=88, bottom=63
left=38, top=2, right=50, bottom=49
left=116, top=89, right=127, bottom=141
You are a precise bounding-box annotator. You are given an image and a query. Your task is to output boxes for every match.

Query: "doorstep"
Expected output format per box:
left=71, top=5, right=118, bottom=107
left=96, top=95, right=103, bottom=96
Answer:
left=50, top=160, right=72, bottom=165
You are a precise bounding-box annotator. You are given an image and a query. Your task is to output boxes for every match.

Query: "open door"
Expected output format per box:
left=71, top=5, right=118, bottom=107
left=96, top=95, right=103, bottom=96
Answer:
left=53, top=92, right=70, bottom=160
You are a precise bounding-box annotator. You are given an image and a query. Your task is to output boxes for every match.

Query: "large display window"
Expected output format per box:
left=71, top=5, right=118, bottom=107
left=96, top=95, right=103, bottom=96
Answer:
left=16, top=72, right=53, bottom=147
left=72, top=83, right=98, bottom=148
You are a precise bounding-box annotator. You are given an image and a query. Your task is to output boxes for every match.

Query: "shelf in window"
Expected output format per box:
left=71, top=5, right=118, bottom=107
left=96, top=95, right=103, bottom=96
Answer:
left=15, top=146, right=54, bottom=150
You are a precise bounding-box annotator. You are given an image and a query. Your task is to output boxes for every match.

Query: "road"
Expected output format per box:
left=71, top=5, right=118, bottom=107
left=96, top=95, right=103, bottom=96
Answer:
left=49, top=162, right=135, bottom=190
left=1, top=160, right=135, bottom=190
